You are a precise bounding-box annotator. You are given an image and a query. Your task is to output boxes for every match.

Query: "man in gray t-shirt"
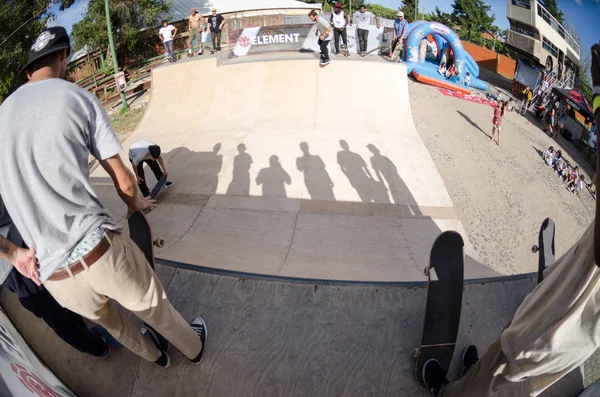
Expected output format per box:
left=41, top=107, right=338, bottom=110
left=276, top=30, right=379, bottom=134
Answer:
left=308, top=9, right=333, bottom=65
left=0, top=27, right=207, bottom=368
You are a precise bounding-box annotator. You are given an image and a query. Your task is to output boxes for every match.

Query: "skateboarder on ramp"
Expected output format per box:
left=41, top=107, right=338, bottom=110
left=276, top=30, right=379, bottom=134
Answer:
left=422, top=43, right=600, bottom=397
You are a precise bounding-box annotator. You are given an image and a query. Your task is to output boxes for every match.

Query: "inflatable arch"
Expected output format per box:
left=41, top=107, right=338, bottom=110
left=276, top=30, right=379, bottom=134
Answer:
left=402, top=21, right=488, bottom=91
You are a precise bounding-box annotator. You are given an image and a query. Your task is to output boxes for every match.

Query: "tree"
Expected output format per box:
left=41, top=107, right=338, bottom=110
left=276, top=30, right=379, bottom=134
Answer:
left=423, top=6, right=454, bottom=27
left=451, top=0, right=495, bottom=43
left=70, top=0, right=170, bottom=64
left=0, top=0, right=73, bottom=103
left=366, top=4, right=396, bottom=19
left=564, top=22, right=591, bottom=94
left=400, top=0, right=416, bottom=22
left=540, top=0, right=563, bottom=25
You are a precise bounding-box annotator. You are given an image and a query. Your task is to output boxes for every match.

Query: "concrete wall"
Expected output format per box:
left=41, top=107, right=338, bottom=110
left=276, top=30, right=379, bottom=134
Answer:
left=462, top=40, right=517, bottom=79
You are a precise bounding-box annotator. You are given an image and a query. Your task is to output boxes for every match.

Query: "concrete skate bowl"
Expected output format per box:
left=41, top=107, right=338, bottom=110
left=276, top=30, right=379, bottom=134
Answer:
left=90, top=56, right=500, bottom=282
left=2, top=264, right=586, bottom=397
left=1, top=58, right=589, bottom=397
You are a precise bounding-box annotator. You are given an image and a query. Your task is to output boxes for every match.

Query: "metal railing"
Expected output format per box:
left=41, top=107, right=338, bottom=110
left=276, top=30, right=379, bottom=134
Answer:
left=535, top=0, right=580, bottom=57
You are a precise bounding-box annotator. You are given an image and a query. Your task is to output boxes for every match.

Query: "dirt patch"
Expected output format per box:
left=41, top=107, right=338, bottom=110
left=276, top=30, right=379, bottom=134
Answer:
left=110, top=106, right=147, bottom=142
left=409, top=80, right=594, bottom=275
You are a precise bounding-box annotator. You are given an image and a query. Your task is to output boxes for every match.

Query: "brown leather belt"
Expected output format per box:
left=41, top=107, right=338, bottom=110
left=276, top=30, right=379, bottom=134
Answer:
left=47, top=237, right=111, bottom=281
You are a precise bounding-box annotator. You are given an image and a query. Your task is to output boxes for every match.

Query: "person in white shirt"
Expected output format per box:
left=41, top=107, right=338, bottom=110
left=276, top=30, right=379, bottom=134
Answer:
left=330, top=3, right=348, bottom=55
left=158, top=20, right=178, bottom=63
left=352, top=4, right=378, bottom=56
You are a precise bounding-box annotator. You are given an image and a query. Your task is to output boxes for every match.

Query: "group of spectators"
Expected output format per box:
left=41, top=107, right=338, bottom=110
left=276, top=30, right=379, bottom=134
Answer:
left=158, top=7, right=225, bottom=63
left=543, top=146, right=586, bottom=198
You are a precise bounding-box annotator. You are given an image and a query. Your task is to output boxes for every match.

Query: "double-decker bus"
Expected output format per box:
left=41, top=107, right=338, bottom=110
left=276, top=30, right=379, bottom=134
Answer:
left=505, top=0, right=580, bottom=81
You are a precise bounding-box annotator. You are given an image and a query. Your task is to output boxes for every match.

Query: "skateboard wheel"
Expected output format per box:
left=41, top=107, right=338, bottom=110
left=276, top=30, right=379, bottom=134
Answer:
left=531, top=245, right=539, bottom=253
left=414, top=348, right=419, bottom=358
left=154, top=238, right=165, bottom=248
left=423, top=267, right=430, bottom=276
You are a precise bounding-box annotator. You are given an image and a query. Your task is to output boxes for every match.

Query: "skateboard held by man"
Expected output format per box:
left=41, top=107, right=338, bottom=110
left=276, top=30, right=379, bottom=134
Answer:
left=128, top=211, right=170, bottom=351
left=415, top=231, right=465, bottom=388
left=389, top=40, right=404, bottom=63
left=340, top=44, right=350, bottom=57
left=531, top=217, right=555, bottom=283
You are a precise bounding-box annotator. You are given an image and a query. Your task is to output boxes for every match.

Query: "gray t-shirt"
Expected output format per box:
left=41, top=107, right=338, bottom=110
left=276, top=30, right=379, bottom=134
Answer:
left=316, top=16, right=334, bottom=41
left=353, top=11, right=374, bottom=30
left=0, top=78, right=123, bottom=282
left=129, top=140, right=155, bottom=166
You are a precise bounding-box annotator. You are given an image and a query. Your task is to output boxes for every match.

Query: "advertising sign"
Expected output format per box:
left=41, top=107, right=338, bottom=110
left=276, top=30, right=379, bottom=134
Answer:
left=0, top=310, right=74, bottom=396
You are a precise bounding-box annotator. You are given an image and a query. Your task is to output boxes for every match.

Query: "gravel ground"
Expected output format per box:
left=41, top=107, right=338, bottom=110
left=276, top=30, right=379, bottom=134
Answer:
left=409, top=80, right=595, bottom=275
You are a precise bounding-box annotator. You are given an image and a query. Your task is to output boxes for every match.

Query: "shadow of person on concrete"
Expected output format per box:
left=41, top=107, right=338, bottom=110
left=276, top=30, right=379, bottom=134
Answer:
left=163, top=143, right=223, bottom=195
left=296, top=142, right=335, bottom=201
left=227, top=144, right=253, bottom=196
left=367, top=144, right=417, bottom=206
left=532, top=145, right=545, bottom=159
left=457, top=110, right=491, bottom=139
left=256, top=155, right=291, bottom=197
left=337, top=139, right=389, bottom=203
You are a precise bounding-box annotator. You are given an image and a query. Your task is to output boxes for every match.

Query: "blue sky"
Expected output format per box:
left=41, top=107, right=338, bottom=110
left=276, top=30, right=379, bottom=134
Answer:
left=46, top=0, right=90, bottom=35
left=378, top=0, right=600, bottom=56
left=48, top=0, right=599, bottom=56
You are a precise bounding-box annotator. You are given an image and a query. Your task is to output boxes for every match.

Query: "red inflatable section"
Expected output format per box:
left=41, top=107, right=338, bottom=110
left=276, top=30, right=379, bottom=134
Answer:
left=412, top=70, right=471, bottom=95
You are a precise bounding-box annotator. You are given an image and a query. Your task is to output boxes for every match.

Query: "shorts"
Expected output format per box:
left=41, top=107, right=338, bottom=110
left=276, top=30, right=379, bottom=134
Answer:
left=492, top=119, right=502, bottom=129
left=188, top=28, right=202, bottom=44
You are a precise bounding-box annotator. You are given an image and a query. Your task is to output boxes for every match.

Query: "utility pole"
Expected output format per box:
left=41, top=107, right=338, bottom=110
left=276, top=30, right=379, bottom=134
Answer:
left=105, top=0, right=128, bottom=110
left=415, top=0, right=418, bottom=21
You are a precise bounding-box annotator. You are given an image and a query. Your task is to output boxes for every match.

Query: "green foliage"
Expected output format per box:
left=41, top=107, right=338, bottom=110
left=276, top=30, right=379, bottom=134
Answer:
left=0, top=0, right=64, bottom=103
left=366, top=4, right=396, bottom=19
left=400, top=0, right=416, bottom=22
left=452, top=0, right=495, bottom=43
left=564, top=22, right=591, bottom=90
left=422, top=6, right=453, bottom=27
left=71, top=0, right=171, bottom=63
left=540, top=0, right=563, bottom=25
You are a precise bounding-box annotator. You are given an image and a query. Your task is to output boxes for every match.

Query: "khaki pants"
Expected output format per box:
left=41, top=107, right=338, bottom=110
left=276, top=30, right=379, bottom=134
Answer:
left=442, top=222, right=600, bottom=397
left=44, top=231, right=202, bottom=362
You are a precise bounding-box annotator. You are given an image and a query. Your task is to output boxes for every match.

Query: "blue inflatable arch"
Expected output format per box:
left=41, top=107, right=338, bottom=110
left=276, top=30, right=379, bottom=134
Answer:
left=406, top=22, right=467, bottom=75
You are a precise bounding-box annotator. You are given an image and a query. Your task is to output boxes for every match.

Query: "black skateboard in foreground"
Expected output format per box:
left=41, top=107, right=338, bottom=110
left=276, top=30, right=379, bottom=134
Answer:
left=128, top=211, right=169, bottom=350
left=531, top=218, right=555, bottom=283
left=415, top=231, right=465, bottom=388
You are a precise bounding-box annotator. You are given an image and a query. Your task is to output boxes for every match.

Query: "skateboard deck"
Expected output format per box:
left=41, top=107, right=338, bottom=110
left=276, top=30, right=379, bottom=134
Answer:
left=150, top=175, right=168, bottom=201
left=390, top=41, right=403, bottom=62
left=415, top=231, right=465, bottom=388
left=363, top=45, right=382, bottom=56
left=531, top=218, right=555, bottom=283
left=128, top=211, right=170, bottom=350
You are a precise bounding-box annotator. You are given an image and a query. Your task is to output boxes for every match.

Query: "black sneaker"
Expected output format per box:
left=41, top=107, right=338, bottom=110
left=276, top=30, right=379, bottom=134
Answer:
left=423, top=359, right=448, bottom=396
left=165, top=181, right=173, bottom=187
left=461, top=345, right=479, bottom=377
left=141, top=326, right=170, bottom=368
left=143, top=323, right=170, bottom=352
left=190, top=316, right=208, bottom=364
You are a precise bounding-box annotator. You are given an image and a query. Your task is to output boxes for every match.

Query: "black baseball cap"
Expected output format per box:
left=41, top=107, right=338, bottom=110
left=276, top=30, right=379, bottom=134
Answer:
left=22, top=27, right=71, bottom=72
